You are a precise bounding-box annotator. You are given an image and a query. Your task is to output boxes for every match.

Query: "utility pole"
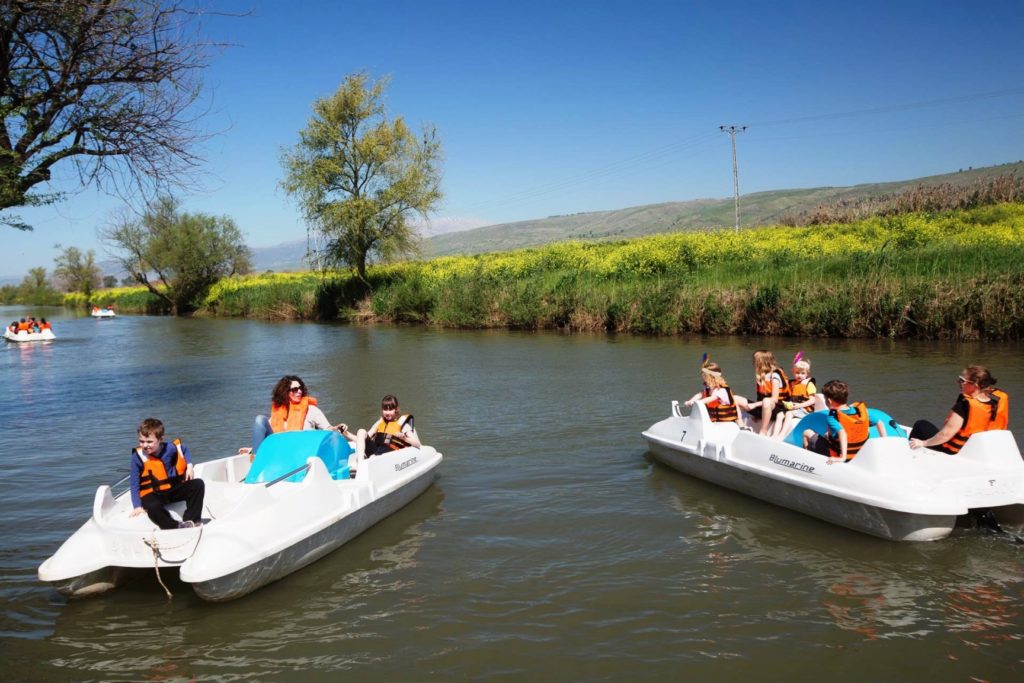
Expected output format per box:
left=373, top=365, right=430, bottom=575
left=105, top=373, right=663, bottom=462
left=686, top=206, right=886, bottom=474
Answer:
left=719, top=125, right=747, bottom=232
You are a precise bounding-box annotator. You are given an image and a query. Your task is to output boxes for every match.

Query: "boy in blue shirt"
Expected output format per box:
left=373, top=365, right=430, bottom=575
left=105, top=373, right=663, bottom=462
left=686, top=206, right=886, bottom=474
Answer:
left=130, top=418, right=205, bottom=529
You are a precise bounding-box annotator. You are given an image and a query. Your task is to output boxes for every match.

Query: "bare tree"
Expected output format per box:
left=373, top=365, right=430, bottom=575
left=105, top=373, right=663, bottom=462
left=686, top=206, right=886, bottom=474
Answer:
left=0, top=0, right=220, bottom=230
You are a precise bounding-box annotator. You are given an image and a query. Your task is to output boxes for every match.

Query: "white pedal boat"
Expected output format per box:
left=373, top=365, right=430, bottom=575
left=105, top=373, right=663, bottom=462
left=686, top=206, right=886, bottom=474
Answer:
left=643, top=401, right=1024, bottom=541
left=91, top=308, right=116, bottom=318
left=4, top=328, right=56, bottom=342
left=38, top=430, right=442, bottom=601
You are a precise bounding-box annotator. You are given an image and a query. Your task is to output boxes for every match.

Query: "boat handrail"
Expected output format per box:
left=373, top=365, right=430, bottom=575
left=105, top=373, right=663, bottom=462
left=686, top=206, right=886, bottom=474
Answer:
left=263, top=463, right=311, bottom=488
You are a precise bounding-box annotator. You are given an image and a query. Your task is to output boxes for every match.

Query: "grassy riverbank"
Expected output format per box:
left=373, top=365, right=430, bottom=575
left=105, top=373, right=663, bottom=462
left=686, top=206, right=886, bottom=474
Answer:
left=87, top=203, right=1024, bottom=340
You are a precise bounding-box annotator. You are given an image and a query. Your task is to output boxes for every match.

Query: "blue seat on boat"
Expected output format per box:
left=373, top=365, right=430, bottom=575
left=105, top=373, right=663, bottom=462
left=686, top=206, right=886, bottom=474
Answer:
left=244, top=430, right=352, bottom=484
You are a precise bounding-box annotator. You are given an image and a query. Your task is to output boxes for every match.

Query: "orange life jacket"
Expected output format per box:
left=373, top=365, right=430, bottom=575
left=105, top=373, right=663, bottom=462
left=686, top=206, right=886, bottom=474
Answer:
left=939, top=394, right=998, bottom=455
left=990, top=389, right=1009, bottom=431
left=136, top=439, right=188, bottom=499
left=39, top=322, right=51, bottom=330
left=756, top=368, right=791, bottom=402
left=368, top=414, right=413, bottom=454
left=704, top=385, right=738, bottom=422
left=16, top=321, right=29, bottom=332
left=827, top=402, right=870, bottom=461
left=269, top=396, right=318, bottom=433
left=789, top=377, right=816, bottom=412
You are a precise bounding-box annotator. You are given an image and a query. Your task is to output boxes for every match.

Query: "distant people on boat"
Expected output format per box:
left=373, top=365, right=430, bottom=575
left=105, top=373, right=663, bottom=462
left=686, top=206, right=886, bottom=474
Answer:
left=803, top=380, right=886, bottom=463
left=773, top=353, right=818, bottom=439
left=244, top=375, right=344, bottom=455
left=684, top=357, right=738, bottom=423
left=130, top=418, right=205, bottom=529
left=909, top=365, right=1006, bottom=454
left=341, top=393, right=420, bottom=460
left=733, top=349, right=791, bottom=436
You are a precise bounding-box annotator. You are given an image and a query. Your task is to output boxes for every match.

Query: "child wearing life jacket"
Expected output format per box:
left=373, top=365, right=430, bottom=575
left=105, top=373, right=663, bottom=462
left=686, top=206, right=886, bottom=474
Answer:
left=340, top=393, right=421, bottom=461
left=773, top=353, right=818, bottom=439
left=684, top=359, right=739, bottom=423
left=129, top=418, right=205, bottom=529
left=803, top=380, right=885, bottom=463
left=733, top=349, right=791, bottom=436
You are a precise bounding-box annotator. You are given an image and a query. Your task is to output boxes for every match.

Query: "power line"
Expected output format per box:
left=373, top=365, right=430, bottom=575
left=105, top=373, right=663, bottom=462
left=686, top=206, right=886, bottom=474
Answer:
left=719, top=125, right=746, bottom=232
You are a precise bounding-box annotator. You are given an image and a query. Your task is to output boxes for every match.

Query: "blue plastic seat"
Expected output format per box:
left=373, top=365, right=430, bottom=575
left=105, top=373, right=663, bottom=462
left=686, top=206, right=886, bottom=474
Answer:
left=244, top=430, right=352, bottom=484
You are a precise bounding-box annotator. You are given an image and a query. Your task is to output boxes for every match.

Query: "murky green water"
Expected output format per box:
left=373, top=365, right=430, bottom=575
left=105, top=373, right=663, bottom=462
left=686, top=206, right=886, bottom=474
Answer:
left=2, top=306, right=1021, bottom=680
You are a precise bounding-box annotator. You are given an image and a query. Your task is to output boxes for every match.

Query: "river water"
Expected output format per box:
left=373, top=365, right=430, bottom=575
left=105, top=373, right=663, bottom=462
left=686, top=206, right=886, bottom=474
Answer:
left=2, top=305, right=1022, bottom=681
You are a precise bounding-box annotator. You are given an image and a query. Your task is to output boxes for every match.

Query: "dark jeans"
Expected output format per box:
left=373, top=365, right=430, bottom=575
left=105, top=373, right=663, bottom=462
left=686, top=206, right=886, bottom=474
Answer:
left=908, top=420, right=940, bottom=441
left=141, top=479, right=205, bottom=530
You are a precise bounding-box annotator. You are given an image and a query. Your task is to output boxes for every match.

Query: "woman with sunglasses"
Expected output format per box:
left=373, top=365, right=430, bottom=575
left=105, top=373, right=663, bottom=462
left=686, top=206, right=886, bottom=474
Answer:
left=245, top=375, right=341, bottom=455
left=909, top=365, right=1002, bottom=454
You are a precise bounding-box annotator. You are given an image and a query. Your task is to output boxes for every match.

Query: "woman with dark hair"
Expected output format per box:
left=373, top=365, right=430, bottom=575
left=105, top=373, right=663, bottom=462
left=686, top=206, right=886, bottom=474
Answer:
left=245, top=375, right=341, bottom=454
left=340, top=393, right=421, bottom=460
left=909, top=365, right=1004, bottom=454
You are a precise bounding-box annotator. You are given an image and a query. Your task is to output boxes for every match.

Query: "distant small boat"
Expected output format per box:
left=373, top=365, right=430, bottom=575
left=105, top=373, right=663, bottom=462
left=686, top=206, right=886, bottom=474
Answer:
left=38, top=430, right=443, bottom=601
left=91, top=308, right=116, bottom=318
left=4, top=328, right=56, bottom=342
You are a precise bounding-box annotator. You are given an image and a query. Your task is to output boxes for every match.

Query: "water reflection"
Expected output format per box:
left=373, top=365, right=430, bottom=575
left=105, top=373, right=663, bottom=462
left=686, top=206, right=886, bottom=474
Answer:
left=647, top=461, right=1024, bottom=646
left=38, top=487, right=444, bottom=679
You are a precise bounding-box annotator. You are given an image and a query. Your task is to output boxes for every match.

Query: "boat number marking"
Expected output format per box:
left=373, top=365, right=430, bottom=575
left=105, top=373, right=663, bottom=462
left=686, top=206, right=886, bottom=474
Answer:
left=395, top=456, right=418, bottom=472
left=679, top=430, right=687, bottom=442
left=990, top=479, right=996, bottom=487
left=769, top=453, right=817, bottom=475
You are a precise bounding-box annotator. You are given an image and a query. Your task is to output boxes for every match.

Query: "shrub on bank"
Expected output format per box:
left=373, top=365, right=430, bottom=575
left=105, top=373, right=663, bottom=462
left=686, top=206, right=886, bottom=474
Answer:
left=199, top=203, right=1024, bottom=340
left=63, top=286, right=166, bottom=313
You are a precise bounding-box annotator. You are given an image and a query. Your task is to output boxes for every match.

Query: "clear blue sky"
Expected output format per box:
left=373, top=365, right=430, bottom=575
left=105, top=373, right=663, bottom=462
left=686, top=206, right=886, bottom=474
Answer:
left=4, top=0, right=1023, bottom=279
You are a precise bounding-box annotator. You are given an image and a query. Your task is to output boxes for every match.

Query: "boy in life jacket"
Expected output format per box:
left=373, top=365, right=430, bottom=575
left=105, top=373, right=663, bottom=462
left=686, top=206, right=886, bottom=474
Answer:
left=802, top=380, right=885, bottom=463
left=130, top=418, right=205, bottom=529
left=340, top=394, right=421, bottom=461
left=772, top=353, right=818, bottom=440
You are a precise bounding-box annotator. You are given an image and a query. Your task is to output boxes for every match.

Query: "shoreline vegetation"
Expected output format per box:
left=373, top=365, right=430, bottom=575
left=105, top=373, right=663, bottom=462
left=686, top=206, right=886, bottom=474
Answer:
left=63, top=202, right=1024, bottom=341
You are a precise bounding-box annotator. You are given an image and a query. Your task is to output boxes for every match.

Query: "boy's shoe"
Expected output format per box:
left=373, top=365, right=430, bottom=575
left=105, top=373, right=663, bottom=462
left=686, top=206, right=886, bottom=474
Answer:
left=177, top=520, right=201, bottom=529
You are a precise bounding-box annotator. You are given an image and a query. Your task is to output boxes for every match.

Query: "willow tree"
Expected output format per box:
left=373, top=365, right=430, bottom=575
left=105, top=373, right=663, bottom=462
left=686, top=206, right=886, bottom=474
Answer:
left=281, top=73, right=442, bottom=282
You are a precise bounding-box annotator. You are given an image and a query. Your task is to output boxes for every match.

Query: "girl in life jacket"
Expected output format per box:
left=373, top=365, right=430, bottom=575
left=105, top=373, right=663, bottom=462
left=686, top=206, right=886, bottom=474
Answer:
left=733, top=350, right=791, bottom=436
left=341, top=394, right=421, bottom=460
left=684, top=357, right=739, bottom=423
left=910, top=365, right=1002, bottom=454
left=773, top=353, right=819, bottom=440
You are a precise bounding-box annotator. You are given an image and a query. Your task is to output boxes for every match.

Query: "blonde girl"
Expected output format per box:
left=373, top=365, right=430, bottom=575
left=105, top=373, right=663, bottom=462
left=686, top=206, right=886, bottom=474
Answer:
left=685, top=359, right=739, bottom=423
left=773, top=353, right=818, bottom=439
left=734, top=349, right=791, bottom=435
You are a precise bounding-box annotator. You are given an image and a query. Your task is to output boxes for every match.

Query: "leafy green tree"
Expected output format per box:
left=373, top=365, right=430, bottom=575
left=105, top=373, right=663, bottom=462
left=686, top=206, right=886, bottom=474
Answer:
left=0, top=0, right=217, bottom=231
left=100, top=197, right=252, bottom=314
left=281, top=73, right=443, bottom=282
left=15, top=266, right=61, bottom=304
left=102, top=275, right=118, bottom=289
left=53, top=245, right=102, bottom=297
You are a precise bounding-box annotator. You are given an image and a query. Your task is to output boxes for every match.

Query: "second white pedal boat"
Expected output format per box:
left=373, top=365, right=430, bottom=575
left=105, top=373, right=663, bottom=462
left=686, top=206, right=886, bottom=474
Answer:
left=643, top=401, right=1024, bottom=541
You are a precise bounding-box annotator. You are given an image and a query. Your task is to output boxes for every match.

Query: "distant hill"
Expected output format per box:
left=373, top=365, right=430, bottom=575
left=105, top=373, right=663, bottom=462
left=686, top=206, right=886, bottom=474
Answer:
left=423, top=161, right=1024, bottom=257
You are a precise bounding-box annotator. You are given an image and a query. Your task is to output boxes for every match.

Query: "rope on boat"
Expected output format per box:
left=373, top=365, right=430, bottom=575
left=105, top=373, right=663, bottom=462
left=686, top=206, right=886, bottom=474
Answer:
left=143, top=526, right=204, bottom=600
